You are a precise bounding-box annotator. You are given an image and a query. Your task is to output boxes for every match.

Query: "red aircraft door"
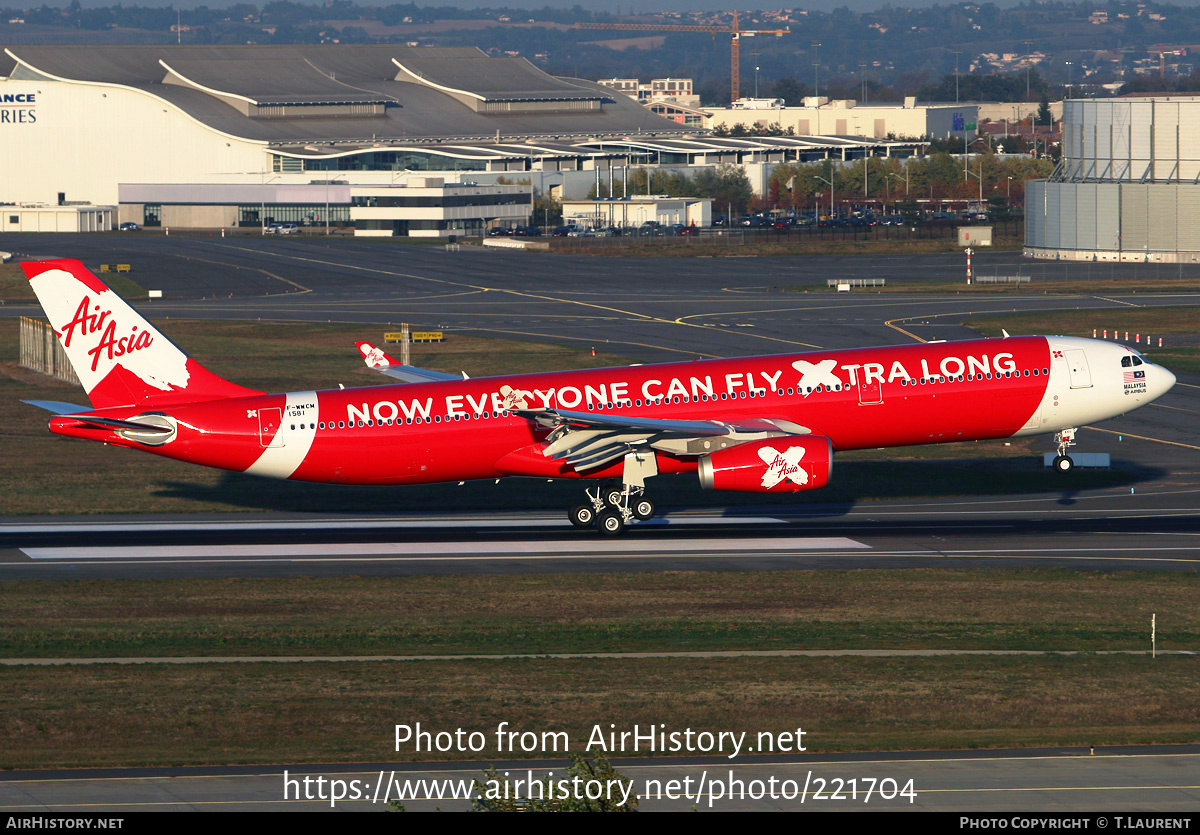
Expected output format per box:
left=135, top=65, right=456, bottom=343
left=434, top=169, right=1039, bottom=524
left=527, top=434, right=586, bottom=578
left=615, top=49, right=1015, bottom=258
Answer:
left=858, top=376, right=883, bottom=405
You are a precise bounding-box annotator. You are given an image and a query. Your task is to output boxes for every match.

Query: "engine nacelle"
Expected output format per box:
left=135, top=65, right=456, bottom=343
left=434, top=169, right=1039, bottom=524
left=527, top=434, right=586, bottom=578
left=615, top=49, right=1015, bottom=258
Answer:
left=697, top=436, right=833, bottom=493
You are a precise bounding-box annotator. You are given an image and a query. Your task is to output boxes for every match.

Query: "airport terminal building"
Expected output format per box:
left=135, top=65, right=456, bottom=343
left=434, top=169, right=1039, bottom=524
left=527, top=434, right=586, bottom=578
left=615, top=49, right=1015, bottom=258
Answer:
left=0, top=44, right=910, bottom=236
left=1025, top=96, right=1200, bottom=262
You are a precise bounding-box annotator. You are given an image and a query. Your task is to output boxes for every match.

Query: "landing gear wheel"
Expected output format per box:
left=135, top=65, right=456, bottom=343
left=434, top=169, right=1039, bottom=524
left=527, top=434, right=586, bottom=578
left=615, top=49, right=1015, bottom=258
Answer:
left=1053, top=454, right=1075, bottom=473
left=597, top=509, right=626, bottom=536
left=569, top=503, right=597, bottom=528
left=631, top=497, right=656, bottom=521
left=602, top=486, right=625, bottom=507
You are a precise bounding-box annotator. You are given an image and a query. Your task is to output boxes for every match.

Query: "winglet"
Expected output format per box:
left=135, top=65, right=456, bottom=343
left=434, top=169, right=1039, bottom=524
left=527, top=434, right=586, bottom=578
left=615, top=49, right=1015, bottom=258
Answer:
left=356, top=340, right=398, bottom=369
left=354, top=340, right=464, bottom=383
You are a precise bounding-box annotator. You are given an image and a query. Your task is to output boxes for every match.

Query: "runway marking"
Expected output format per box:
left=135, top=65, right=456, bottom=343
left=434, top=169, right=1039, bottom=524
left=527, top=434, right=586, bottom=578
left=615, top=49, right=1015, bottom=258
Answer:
left=884, top=316, right=928, bottom=343
left=21, top=537, right=869, bottom=560
left=1093, top=295, right=1142, bottom=307
left=212, top=244, right=827, bottom=350
left=0, top=515, right=787, bottom=535
left=1151, top=403, right=1200, bottom=416
left=164, top=253, right=312, bottom=296
left=1086, top=425, right=1200, bottom=452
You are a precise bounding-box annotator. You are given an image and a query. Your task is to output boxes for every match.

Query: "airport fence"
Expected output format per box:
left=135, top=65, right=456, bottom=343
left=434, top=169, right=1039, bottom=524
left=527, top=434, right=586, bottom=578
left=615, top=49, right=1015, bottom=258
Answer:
left=19, top=316, right=79, bottom=386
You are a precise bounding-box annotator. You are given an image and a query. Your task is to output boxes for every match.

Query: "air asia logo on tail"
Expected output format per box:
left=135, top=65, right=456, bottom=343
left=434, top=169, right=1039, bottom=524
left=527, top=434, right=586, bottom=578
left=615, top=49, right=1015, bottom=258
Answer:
left=757, top=444, right=809, bottom=489
left=60, top=296, right=155, bottom=372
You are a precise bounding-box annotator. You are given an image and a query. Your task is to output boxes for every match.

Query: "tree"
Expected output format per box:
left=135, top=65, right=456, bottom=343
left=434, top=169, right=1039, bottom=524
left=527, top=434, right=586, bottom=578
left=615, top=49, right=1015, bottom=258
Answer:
left=472, top=753, right=638, bottom=812
left=1037, top=94, right=1052, bottom=127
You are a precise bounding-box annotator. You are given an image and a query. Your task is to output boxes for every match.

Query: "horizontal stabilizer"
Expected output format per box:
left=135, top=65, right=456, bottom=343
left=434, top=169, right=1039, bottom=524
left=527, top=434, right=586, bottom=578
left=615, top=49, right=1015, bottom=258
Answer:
left=22, top=400, right=91, bottom=415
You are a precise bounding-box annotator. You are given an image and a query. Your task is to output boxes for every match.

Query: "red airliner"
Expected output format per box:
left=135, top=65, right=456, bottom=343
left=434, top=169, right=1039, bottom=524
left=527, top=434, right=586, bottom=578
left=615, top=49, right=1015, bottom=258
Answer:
left=22, top=259, right=1176, bottom=534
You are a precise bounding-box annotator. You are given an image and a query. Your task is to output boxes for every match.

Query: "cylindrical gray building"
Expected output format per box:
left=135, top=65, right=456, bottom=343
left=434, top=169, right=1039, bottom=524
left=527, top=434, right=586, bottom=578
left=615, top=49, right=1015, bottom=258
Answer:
left=1025, top=96, right=1200, bottom=263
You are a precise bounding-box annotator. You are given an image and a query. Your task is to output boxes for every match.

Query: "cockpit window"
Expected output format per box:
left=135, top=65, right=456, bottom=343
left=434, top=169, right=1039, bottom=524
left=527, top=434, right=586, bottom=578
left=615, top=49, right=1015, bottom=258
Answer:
left=1121, top=356, right=1132, bottom=367
left=1132, top=356, right=1143, bottom=366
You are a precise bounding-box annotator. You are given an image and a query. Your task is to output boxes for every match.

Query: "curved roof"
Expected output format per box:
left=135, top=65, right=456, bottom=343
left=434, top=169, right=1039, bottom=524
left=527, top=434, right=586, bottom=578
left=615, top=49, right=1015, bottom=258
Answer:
left=2, top=43, right=697, bottom=145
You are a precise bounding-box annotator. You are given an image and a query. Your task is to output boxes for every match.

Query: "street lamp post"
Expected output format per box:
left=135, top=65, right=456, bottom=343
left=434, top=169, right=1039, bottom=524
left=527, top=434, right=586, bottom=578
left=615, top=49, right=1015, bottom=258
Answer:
left=1023, top=40, right=1033, bottom=99
left=952, top=51, right=962, bottom=103
left=966, top=158, right=983, bottom=209
left=814, top=173, right=835, bottom=221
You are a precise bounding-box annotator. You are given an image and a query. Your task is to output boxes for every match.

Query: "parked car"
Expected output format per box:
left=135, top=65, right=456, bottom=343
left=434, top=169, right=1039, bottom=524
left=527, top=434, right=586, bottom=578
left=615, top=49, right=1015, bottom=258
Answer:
left=118, top=222, right=139, bottom=231
left=486, top=226, right=512, bottom=236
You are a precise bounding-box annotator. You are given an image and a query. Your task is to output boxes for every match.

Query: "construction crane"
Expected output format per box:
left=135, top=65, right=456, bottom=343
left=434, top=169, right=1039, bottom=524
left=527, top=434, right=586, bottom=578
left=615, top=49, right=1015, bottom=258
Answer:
left=572, top=11, right=790, bottom=102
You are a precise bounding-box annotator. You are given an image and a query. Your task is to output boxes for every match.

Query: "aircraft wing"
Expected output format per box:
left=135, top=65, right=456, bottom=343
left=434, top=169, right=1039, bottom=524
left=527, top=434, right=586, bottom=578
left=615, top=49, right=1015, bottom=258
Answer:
left=516, top=407, right=811, bottom=472
left=355, top=340, right=463, bottom=383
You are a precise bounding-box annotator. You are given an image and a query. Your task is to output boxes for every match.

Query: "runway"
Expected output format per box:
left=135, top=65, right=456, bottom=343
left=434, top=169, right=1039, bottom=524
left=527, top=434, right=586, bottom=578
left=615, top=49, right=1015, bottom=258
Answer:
left=4, top=485, right=1200, bottom=578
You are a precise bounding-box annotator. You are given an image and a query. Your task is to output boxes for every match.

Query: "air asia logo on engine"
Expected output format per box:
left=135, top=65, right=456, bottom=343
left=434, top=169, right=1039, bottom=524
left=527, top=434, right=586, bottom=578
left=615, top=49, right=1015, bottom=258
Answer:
left=0, top=93, right=37, bottom=124
left=758, top=445, right=809, bottom=489
left=59, top=296, right=155, bottom=372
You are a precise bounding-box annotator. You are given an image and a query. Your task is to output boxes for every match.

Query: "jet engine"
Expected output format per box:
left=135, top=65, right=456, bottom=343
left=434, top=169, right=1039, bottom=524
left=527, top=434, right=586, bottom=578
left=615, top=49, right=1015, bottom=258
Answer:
left=697, top=436, right=833, bottom=493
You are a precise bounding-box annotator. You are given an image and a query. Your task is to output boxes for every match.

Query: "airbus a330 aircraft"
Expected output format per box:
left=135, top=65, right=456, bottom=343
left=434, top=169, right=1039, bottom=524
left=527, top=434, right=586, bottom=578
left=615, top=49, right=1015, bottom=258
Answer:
left=22, top=259, right=1176, bottom=534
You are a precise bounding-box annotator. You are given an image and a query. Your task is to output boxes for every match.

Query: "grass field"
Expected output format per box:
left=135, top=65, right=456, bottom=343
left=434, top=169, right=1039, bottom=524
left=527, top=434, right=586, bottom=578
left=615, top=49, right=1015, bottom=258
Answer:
left=2, top=570, right=1194, bottom=659
left=4, top=654, right=1198, bottom=769
left=0, top=262, right=144, bottom=302
left=2, top=568, right=1197, bottom=768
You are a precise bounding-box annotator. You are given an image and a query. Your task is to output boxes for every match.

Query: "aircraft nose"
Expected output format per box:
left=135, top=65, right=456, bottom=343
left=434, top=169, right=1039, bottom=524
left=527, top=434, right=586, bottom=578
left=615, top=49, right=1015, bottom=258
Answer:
left=1160, top=366, right=1178, bottom=395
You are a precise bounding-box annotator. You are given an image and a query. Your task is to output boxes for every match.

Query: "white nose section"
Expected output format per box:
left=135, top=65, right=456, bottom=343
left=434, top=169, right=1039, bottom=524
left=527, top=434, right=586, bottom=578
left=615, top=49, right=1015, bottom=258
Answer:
left=1157, top=366, right=1178, bottom=399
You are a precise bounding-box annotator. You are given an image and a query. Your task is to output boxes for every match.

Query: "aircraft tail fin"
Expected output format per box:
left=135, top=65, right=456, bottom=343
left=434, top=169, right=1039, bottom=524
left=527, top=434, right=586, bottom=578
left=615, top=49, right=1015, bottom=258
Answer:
left=22, top=259, right=263, bottom=409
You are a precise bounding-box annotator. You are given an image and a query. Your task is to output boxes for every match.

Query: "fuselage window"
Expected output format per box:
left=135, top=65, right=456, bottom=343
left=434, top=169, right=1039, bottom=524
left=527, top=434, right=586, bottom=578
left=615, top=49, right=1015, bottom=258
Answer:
left=435, top=416, right=442, bottom=423
left=338, top=421, right=345, bottom=428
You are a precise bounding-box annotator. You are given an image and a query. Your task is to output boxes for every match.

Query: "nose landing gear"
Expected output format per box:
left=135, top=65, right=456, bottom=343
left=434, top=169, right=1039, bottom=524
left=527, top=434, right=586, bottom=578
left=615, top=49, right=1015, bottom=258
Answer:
left=1052, top=428, right=1078, bottom=473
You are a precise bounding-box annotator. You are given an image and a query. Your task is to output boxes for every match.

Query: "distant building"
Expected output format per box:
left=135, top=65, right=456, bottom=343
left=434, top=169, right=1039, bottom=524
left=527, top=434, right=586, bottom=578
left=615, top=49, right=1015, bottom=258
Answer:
left=1026, top=96, right=1200, bottom=262
left=703, top=97, right=978, bottom=141
left=598, top=77, right=700, bottom=108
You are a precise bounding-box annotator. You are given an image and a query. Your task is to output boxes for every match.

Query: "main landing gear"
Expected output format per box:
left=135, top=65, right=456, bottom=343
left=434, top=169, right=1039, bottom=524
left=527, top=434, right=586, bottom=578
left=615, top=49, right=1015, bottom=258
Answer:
left=1052, top=428, right=1078, bottom=473
left=569, top=482, right=657, bottom=535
